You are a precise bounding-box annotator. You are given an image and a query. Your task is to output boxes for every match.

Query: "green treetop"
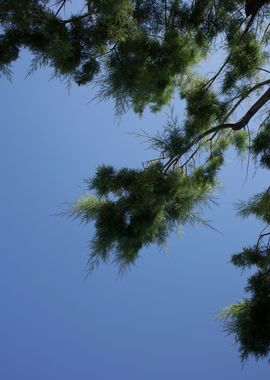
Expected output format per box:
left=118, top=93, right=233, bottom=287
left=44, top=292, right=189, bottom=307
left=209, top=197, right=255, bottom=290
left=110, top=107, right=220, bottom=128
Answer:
left=2, top=0, right=270, bottom=362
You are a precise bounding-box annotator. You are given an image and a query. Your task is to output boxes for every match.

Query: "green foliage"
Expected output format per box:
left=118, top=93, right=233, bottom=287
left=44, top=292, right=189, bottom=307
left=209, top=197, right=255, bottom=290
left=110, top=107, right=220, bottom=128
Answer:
left=238, top=190, right=270, bottom=224
left=231, top=130, right=249, bottom=154
left=231, top=246, right=270, bottom=269
left=72, top=162, right=219, bottom=273
left=252, top=123, right=270, bottom=169
left=181, top=78, right=228, bottom=138
left=223, top=32, right=266, bottom=94
left=103, top=29, right=200, bottom=114
left=220, top=244, right=270, bottom=362
left=219, top=186, right=270, bottom=361
left=220, top=296, right=270, bottom=361
left=1, top=0, right=263, bottom=113
left=150, top=114, right=187, bottom=158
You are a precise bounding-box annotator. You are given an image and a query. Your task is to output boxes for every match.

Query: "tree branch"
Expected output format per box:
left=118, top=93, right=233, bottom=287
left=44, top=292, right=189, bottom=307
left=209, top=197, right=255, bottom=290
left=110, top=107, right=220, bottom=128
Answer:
left=62, top=12, right=91, bottom=24
left=225, top=79, right=270, bottom=121
left=163, top=85, right=270, bottom=172
left=55, top=0, right=67, bottom=17
left=232, top=86, right=270, bottom=130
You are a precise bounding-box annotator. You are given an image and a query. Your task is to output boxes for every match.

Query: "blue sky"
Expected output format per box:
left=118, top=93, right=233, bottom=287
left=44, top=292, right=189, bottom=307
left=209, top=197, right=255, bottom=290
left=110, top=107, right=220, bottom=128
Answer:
left=0, top=51, right=270, bottom=379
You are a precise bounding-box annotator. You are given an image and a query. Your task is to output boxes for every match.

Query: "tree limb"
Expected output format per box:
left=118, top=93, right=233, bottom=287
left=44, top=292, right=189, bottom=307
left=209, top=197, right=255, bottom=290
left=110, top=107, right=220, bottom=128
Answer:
left=163, top=85, right=270, bottom=172
left=225, top=79, right=270, bottom=121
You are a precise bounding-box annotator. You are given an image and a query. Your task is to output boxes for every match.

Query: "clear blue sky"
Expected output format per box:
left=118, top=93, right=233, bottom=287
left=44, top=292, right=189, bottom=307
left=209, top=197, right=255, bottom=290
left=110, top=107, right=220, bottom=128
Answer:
left=0, top=51, right=270, bottom=379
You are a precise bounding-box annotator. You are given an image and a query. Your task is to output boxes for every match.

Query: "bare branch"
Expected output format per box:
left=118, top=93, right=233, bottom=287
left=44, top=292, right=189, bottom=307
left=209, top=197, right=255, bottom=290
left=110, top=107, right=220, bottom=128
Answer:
left=55, top=0, right=67, bottom=17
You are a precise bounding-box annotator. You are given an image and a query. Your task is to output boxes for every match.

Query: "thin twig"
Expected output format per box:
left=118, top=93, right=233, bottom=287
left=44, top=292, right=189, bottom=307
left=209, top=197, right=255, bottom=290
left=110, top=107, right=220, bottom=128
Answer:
left=55, top=0, right=67, bottom=17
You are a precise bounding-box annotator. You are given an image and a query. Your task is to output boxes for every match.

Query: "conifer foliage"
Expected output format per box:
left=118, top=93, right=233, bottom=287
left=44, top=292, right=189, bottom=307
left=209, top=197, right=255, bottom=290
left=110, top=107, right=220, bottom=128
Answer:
left=220, top=190, right=270, bottom=361
left=2, top=0, right=270, bottom=362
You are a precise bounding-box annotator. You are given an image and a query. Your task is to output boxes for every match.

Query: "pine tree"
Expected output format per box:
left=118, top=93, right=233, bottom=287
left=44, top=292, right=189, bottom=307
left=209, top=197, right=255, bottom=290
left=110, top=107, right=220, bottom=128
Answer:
left=2, top=0, right=270, bottom=362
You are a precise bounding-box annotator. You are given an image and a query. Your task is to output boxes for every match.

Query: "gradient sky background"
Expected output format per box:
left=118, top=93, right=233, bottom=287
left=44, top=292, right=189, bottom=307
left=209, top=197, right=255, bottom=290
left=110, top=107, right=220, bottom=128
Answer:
left=1, top=48, right=270, bottom=379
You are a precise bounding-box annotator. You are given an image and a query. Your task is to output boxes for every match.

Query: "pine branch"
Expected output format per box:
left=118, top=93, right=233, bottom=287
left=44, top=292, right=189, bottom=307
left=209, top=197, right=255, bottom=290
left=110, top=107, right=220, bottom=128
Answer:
left=164, top=85, right=270, bottom=171
left=62, top=12, right=91, bottom=24
left=225, top=79, right=270, bottom=121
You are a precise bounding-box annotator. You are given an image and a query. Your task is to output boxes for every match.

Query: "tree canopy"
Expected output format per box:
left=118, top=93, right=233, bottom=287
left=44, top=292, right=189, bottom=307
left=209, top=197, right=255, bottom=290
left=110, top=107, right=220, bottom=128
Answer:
left=2, top=0, right=270, bottom=362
